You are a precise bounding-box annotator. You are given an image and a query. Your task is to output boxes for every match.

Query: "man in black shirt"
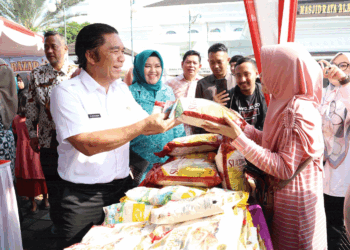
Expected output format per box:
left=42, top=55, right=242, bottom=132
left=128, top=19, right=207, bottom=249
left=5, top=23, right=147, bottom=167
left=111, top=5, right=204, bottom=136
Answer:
left=228, top=58, right=267, bottom=130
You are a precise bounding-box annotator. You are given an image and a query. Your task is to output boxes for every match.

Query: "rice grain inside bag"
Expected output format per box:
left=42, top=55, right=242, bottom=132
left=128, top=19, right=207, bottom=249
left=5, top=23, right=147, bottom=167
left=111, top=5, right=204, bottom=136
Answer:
left=216, top=143, right=247, bottom=191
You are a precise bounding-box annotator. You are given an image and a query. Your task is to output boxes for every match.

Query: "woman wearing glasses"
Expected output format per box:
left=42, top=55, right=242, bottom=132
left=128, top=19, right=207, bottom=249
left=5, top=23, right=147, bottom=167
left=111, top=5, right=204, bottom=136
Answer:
left=319, top=52, right=350, bottom=249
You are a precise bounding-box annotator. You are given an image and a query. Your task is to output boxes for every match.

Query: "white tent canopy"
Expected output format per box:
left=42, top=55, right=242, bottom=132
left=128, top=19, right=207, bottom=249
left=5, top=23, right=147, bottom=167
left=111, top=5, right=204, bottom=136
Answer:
left=0, top=17, right=44, bottom=57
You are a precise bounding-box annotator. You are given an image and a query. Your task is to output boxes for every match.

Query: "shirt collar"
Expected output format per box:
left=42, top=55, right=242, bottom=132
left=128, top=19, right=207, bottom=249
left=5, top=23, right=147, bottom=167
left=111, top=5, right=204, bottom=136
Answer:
left=209, top=73, right=230, bottom=82
left=48, top=60, right=70, bottom=76
left=79, top=69, right=120, bottom=93
left=178, top=73, right=201, bottom=82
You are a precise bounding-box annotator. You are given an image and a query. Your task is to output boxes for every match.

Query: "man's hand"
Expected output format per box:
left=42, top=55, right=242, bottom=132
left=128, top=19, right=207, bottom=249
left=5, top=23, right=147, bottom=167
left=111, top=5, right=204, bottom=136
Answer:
left=142, top=113, right=178, bottom=136
left=213, top=90, right=230, bottom=106
left=30, top=137, right=40, bottom=152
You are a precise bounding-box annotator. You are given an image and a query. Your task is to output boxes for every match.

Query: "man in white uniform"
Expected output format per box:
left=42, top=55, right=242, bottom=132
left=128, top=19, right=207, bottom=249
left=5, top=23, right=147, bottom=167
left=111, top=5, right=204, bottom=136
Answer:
left=50, top=23, right=177, bottom=249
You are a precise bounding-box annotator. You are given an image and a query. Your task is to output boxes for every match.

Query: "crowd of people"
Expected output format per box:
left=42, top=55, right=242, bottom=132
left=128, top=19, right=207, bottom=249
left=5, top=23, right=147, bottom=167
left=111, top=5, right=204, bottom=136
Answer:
left=1, top=22, right=350, bottom=250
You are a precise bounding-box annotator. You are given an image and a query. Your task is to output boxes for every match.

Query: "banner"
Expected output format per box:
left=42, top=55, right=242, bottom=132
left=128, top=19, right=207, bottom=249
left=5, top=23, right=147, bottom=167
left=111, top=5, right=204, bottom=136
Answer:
left=1, top=56, right=47, bottom=73
left=243, top=0, right=298, bottom=106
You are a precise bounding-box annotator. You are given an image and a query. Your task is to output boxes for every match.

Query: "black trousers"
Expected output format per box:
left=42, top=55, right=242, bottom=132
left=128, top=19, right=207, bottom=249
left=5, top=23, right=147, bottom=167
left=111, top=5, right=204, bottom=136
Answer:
left=56, top=175, right=134, bottom=249
left=324, top=194, right=350, bottom=250
left=40, top=147, right=62, bottom=228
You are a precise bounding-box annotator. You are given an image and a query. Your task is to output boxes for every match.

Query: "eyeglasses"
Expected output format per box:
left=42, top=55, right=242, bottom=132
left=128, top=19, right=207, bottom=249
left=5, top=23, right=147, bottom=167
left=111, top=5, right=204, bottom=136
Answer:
left=332, top=62, right=350, bottom=71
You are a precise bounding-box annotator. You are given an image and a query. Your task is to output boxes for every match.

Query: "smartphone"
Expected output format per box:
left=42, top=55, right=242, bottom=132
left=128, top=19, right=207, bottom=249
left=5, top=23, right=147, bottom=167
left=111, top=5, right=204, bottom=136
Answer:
left=216, top=79, right=228, bottom=95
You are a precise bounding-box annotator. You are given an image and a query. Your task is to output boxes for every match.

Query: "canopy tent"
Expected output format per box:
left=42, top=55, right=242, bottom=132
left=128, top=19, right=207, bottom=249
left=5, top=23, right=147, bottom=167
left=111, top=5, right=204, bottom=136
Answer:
left=0, top=17, right=46, bottom=74
left=243, top=0, right=298, bottom=106
left=0, top=17, right=45, bottom=57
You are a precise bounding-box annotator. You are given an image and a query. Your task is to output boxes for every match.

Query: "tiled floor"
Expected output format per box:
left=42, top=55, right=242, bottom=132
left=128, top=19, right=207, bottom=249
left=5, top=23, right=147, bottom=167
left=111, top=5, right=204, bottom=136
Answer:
left=20, top=197, right=58, bottom=250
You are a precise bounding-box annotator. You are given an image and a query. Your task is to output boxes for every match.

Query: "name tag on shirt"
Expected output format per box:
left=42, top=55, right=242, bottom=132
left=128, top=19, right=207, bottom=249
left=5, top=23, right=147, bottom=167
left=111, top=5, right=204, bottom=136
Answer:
left=88, top=114, right=101, bottom=118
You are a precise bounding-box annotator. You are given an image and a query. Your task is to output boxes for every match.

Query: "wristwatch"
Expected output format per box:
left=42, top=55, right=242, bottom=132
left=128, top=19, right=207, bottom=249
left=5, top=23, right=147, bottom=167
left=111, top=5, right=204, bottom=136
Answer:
left=339, top=75, right=350, bottom=85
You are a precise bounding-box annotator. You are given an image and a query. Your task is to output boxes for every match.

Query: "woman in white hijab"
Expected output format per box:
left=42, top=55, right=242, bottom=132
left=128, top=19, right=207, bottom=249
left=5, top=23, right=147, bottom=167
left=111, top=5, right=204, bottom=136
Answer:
left=319, top=53, right=350, bottom=249
left=0, top=59, right=17, bottom=180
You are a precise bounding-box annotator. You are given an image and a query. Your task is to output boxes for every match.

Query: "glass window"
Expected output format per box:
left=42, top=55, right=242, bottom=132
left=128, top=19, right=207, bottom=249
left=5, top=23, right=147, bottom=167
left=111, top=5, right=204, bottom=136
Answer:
left=166, top=31, right=176, bottom=35
left=234, top=28, right=243, bottom=31
left=187, top=30, right=199, bottom=33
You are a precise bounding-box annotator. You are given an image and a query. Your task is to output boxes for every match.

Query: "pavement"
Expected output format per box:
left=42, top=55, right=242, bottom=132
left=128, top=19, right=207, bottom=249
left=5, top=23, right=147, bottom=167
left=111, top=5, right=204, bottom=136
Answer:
left=19, top=195, right=58, bottom=250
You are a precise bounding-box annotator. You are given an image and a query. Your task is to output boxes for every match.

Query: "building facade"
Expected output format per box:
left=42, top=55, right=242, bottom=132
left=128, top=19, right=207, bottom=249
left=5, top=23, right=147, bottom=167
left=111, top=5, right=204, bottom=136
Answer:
left=117, top=0, right=350, bottom=75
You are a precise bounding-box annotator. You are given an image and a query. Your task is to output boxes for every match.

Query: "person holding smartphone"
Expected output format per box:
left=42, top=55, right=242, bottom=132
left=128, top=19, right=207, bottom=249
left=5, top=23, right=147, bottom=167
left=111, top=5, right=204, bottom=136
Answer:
left=318, top=53, right=350, bottom=249
left=194, top=43, right=235, bottom=134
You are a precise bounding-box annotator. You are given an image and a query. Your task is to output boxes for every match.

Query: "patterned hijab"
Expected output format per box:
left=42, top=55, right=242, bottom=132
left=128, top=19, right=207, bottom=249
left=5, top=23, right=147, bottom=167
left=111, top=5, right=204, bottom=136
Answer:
left=261, top=43, right=324, bottom=160
left=320, top=53, right=350, bottom=169
left=0, top=59, right=17, bottom=130
left=132, top=50, right=164, bottom=92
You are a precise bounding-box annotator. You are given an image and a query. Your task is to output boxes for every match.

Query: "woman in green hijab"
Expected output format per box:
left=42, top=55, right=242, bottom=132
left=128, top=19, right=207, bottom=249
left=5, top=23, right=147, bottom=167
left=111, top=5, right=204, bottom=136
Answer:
left=129, top=50, right=185, bottom=183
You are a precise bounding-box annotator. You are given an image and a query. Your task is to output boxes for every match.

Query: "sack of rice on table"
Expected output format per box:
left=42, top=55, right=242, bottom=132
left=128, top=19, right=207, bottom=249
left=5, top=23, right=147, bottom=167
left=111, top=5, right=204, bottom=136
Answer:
left=169, top=97, right=247, bottom=130
left=103, top=200, right=155, bottom=225
left=150, top=190, right=249, bottom=225
left=137, top=209, right=244, bottom=250
left=154, top=134, right=222, bottom=158
left=125, top=185, right=206, bottom=206
left=143, top=153, right=222, bottom=188
left=65, top=222, right=156, bottom=250
left=216, top=143, right=247, bottom=191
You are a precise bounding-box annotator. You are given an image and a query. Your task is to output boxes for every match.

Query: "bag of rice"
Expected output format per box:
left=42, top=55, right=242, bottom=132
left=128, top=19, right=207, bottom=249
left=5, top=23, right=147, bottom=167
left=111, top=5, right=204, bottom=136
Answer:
left=216, top=143, right=247, bottom=191
left=154, top=134, right=222, bottom=158
left=170, top=97, right=247, bottom=129
left=137, top=210, right=244, bottom=250
left=103, top=200, right=154, bottom=225
left=150, top=190, right=249, bottom=225
left=125, top=185, right=206, bottom=206
left=143, top=153, right=222, bottom=187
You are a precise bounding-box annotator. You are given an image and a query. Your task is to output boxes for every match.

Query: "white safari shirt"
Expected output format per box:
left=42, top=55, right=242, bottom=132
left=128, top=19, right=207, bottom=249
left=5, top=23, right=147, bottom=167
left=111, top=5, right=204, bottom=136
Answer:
left=50, top=69, right=148, bottom=184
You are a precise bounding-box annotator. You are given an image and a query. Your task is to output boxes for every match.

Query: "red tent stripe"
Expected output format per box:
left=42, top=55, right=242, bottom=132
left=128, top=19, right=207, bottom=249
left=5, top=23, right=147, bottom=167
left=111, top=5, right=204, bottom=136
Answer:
left=243, top=0, right=262, bottom=73
left=288, top=0, right=298, bottom=42
left=243, top=0, right=270, bottom=106
left=278, top=0, right=285, bottom=44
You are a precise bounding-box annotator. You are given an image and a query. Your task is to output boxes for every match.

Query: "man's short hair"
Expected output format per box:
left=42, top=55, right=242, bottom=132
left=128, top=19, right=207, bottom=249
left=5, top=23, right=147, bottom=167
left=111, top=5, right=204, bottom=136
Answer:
left=75, top=23, right=118, bottom=70
left=229, top=55, right=244, bottom=64
left=44, top=30, right=66, bottom=45
left=235, top=57, right=258, bottom=71
left=208, top=43, right=228, bottom=54
left=182, top=50, right=201, bottom=63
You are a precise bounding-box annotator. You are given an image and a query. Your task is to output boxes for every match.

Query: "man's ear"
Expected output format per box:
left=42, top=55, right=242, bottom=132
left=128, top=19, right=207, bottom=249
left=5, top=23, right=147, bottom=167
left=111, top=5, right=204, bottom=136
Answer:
left=181, top=61, right=184, bottom=68
left=227, top=57, right=231, bottom=63
left=199, top=64, right=202, bottom=69
left=85, top=50, right=96, bottom=66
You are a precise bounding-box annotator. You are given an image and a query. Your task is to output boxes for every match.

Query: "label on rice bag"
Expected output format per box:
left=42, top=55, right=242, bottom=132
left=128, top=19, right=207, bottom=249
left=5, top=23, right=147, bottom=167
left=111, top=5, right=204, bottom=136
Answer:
left=155, top=156, right=222, bottom=187
left=172, top=97, right=247, bottom=130
left=125, top=185, right=206, bottom=206
left=103, top=200, right=154, bottom=225
left=154, top=133, right=222, bottom=157
left=150, top=191, right=248, bottom=225
left=216, top=143, right=247, bottom=191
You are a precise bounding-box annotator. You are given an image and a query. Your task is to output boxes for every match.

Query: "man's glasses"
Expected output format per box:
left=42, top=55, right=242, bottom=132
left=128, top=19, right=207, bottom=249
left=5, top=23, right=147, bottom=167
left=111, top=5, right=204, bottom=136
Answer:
left=332, top=62, right=350, bottom=71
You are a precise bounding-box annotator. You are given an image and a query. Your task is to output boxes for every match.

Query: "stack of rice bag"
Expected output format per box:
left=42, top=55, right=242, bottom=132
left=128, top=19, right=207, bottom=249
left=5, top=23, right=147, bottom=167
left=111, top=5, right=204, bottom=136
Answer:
left=66, top=186, right=268, bottom=250
left=142, top=134, right=224, bottom=188
left=139, top=98, right=250, bottom=191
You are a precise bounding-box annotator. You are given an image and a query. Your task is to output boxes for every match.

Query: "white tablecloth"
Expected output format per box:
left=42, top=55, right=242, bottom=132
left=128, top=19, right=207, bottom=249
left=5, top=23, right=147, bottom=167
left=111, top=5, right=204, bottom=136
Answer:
left=0, top=160, right=23, bottom=250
